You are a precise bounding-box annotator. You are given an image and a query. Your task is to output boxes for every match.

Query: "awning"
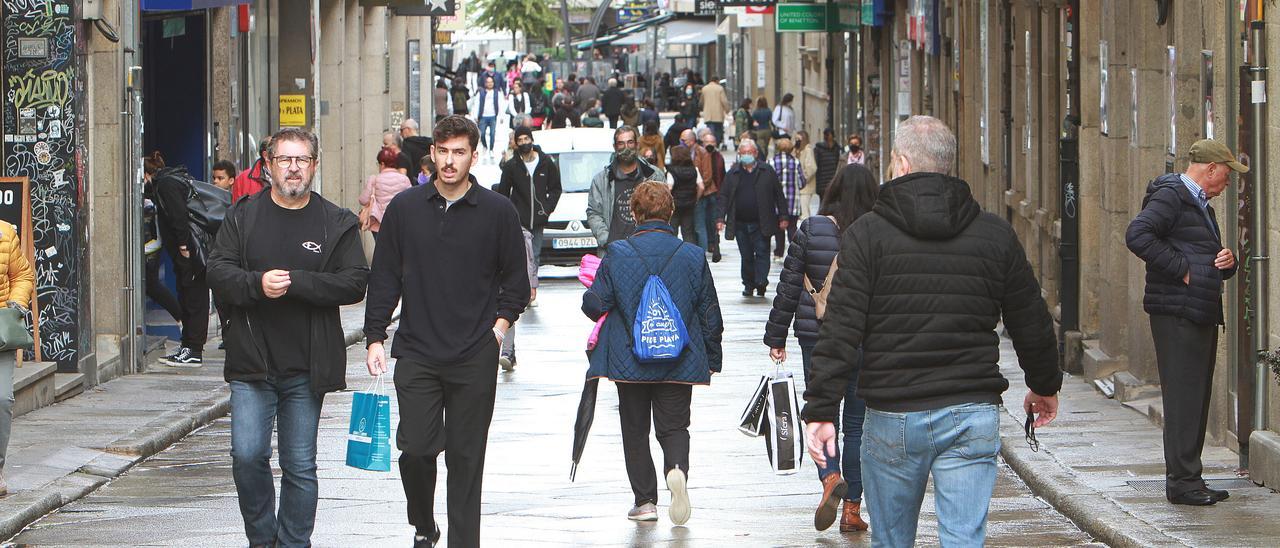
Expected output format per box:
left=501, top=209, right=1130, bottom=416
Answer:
left=662, top=18, right=716, bottom=45
left=572, top=13, right=674, bottom=50
left=140, top=0, right=244, bottom=10
left=613, top=33, right=650, bottom=47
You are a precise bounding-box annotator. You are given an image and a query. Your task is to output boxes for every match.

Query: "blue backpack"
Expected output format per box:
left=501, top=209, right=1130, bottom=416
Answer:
left=624, top=240, right=689, bottom=363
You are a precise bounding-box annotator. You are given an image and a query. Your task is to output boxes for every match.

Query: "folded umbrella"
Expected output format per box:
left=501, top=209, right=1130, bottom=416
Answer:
left=570, top=377, right=599, bottom=482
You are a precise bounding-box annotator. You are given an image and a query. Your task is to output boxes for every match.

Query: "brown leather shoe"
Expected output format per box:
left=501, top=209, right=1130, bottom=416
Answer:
left=815, top=474, right=847, bottom=531
left=840, top=500, right=869, bottom=532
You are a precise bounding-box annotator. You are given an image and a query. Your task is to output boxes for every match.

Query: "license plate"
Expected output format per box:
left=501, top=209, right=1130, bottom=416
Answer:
left=552, top=237, right=596, bottom=249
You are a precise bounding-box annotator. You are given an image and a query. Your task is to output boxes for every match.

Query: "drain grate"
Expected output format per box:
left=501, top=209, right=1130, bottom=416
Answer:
left=1126, top=478, right=1255, bottom=494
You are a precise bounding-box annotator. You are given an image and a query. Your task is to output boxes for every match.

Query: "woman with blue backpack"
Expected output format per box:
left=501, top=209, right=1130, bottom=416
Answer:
left=582, top=180, right=724, bottom=526
left=764, top=162, right=879, bottom=534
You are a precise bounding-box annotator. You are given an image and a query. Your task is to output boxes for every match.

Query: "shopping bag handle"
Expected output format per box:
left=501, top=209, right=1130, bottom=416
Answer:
left=363, top=374, right=386, bottom=394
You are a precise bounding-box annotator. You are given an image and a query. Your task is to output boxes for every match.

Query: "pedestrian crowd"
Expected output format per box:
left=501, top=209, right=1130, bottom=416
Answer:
left=124, top=54, right=1242, bottom=546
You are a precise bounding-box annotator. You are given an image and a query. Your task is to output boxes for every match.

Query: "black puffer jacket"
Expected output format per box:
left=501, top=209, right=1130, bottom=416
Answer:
left=668, top=164, right=700, bottom=208
left=765, top=215, right=840, bottom=347
left=1125, top=173, right=1236, bottom=325
left=801, top=172, right=1061, bottom=420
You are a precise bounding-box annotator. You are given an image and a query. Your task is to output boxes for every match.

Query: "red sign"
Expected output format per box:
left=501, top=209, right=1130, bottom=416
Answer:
left=745, top=6, right=774, bottom=14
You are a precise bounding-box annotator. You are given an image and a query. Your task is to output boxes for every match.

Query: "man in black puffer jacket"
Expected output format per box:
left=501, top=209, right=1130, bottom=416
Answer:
left=1125, top=139, right=1242, bottom=507
left=801, top=116, right=1061, bottom=546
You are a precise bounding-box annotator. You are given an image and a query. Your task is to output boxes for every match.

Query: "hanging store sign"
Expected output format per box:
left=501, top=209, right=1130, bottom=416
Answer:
left=696, top=0, right=719, bottom=15
left=717, top=0, right=775, bottom=7
left=384, top=0, right=456, bottom=16
left=737, top=13, right=764, bottom=27
left=279, top=95, right=307, bottom=127
left=776, top=3, right=827, bottom=32
left=831, top=4, right=860, bottom=32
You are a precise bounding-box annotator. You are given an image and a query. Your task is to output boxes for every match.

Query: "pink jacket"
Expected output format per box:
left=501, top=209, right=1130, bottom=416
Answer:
left=359, top=169, right=413, bottom=232
left=579, top=254, right=607, bottom=350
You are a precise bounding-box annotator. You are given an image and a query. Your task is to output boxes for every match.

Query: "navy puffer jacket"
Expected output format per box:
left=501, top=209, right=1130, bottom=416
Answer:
left=583, top=222, right=724, bottom=384
left=765, top=215, right=841, bottom=347
left=1125, top=173, right=1237, bottom=326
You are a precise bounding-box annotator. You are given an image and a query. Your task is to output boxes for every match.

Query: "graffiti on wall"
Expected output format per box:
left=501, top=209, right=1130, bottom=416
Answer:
left=2, top=0, right=83, bottom=366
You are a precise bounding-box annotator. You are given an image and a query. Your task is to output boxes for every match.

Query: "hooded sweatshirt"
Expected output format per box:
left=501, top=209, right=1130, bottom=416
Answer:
left=801, top=172, right=1062, bottom=419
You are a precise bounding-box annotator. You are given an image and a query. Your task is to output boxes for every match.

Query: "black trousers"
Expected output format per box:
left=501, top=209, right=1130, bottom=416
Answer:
left=394, top=338, right=499, bottom=548
left=168, top=250, right=209, bottom=351
left=1149, top=314, right=1218, bottom=497
left=145, top=254, right=182, bottom=322
left=671, top=204, right=698, bottom=245
left=617, top=382, right=692, bottom=506
left=607, top=114, right=620, bottom=128
left=773, top=214, right=798, bottom=257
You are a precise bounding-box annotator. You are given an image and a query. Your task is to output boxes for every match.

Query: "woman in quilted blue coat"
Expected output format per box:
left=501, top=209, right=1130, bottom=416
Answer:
left=582, top=180, right=724, bottom=526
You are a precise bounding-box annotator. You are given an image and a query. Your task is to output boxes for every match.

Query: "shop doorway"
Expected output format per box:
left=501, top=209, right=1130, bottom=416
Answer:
left=141, top=12, right=209, bottom=342
left=142, top=12, right=208, bottom=180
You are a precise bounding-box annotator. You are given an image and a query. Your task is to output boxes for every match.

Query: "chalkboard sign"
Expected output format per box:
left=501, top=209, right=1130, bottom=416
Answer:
left=0, top=178, right=40, bottom=361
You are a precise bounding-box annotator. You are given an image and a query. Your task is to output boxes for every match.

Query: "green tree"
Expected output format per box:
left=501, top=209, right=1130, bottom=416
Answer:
left=475, top=0, right=560, bottom=49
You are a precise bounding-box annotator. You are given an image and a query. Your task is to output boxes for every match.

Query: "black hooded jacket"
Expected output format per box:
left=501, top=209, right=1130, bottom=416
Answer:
left=801, top=172, right=1062, bottom=420
left=1125, top=173, right=1236, bottom=325
left=496, top=148, right=563, bottom=230
left=207, top=189, right=370, bottom=394
left=398, top=135, right=433, bottom=180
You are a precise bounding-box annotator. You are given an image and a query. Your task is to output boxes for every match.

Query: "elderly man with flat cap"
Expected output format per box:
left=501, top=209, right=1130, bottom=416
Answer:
left=1126, top=139, right=1245, bottom=507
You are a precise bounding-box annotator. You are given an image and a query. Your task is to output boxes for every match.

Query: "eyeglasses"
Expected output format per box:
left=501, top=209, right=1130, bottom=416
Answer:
left=273, top=155, right=314, bottom=168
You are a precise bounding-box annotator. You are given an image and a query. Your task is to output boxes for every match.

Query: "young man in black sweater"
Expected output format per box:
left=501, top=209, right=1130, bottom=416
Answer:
left=364, top=115, right=530, bottom=548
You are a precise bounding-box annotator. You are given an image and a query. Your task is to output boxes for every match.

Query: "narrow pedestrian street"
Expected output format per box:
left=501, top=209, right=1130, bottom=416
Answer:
left=8, top=255, right=1096, bottom=547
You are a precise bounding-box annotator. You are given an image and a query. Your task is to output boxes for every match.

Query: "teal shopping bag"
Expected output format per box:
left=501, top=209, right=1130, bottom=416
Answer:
left=346, top=376, right=391, bottom=471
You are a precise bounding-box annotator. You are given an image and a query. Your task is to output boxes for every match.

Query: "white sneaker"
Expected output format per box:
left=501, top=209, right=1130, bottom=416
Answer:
left=666, top=468, right=690, bottom=525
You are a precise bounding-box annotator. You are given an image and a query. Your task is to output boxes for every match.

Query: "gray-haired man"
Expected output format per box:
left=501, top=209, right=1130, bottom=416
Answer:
left=209, top=127, right=370, bottom=548
left=801, top=116, right=1062, bottom=546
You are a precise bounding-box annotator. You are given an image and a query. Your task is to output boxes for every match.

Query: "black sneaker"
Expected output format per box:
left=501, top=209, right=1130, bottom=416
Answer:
left=499, top=353, right=516, bottom=372
left=742, top=287, right=754, bottom=297
left=711, top=248, right=721, bottom=263
left=412, top=524, right=441, bottom=547
left=161, top=347, right=203, bottom=368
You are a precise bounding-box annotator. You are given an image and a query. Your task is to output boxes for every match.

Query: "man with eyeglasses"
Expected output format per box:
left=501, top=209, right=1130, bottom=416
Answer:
left=586, top=125, right=667, bottom=252
left=208, top=127, right=370, bottom=548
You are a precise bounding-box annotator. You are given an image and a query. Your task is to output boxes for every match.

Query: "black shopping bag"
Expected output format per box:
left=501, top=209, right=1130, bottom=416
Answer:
left=737, top=374, right=770, bottom=437
left=762, top=372, right=804, bottom=475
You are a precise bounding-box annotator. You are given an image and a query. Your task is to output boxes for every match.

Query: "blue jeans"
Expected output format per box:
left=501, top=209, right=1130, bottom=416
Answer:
left=694, top=196, right=719, bottom=251
left=800, top=340, right=864, bottom=501
left=706, top=121, right=724, bottom=147
left=478, top=116, right=498, bottom=150
left=230, top=375, right=325, bottom=548
left=733, top=222, right=770, bottom=289
left=862, top=403, right=1001, bottom=548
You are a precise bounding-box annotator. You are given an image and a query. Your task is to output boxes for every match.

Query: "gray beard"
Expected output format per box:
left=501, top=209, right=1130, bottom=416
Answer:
left=278, top=179, right=313, bottom=199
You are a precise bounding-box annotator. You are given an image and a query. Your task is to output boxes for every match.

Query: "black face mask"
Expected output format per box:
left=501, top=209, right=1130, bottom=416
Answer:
left=517, top=143, right=534, bottom=155
left=850, top=144, right=862, bottom=154
left=705, top=144, right=716, bottom=153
